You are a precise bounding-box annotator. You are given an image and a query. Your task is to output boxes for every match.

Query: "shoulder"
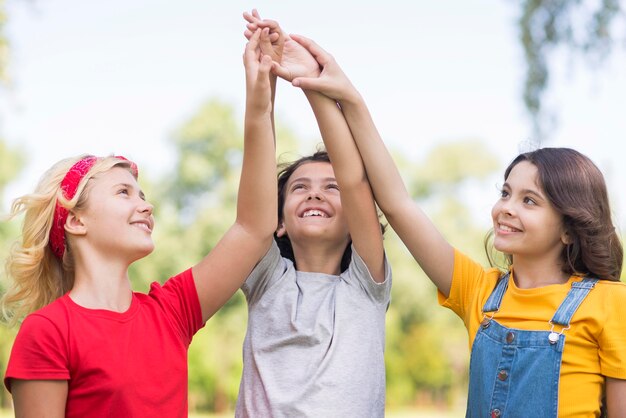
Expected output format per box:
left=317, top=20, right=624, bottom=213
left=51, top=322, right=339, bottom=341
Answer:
left=242, top=241, right=290, bottom=297
left=452, top=248, right=501, bottom=288
left=148, top=268, right=195, bottom=295
left=21, top=297, right=71, bottom=331
left=590, top=278, right=626, bottom=301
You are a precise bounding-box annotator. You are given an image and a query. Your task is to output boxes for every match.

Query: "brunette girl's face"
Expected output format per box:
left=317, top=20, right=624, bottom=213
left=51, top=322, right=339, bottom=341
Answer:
left=75, top=166, right=155, bottom=262
left=491, top=160, right=568, bottom=263
left=276, top=161, right=350, bottom=246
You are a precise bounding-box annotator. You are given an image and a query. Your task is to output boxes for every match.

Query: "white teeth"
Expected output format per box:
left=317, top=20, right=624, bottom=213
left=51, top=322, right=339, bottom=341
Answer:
left=303, top=209, right=328, bottom=218
left=499, top=224, right=517, bottom=232
left=133, top=222, right=151, bottom=232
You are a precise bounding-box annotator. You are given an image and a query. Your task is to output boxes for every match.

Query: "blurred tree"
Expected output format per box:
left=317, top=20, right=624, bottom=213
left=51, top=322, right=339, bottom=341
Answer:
left=384, top=140, right=500, bottom=408
left=0, top=139, right=24, bottom=409
left=517, top=0, right=623, bottom=141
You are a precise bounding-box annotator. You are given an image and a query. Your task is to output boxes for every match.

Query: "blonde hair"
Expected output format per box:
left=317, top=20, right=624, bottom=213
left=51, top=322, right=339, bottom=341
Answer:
left=1, top=155, right=136, bottom=326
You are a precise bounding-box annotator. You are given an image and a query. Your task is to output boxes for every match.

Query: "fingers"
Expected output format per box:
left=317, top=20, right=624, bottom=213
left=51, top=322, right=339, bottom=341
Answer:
left=291, top=76, right=322, bottom=91
left=289, top=34, right=332, bottom=66
left=243, top=28, right=262, bottom=64
left=271, top=62, right=292, bottom=81
left=243, top=9, right=261, bottom=25
left=259, top=27, right=274, bottom=56
left=257, top=55, right=273, bottom=82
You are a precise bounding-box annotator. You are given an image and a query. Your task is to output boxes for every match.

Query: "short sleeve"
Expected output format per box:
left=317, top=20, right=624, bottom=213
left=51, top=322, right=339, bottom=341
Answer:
left=149, top=268, right=204, bottom=345
left=241, top=241, right=288, bottom=305
left=438, top=248, right=494, bottom=327
left=345, top=245, right=392, bottom=305
left=4, top=313, right=69, bottom=392
left=598, top=283, right=626, bottom=379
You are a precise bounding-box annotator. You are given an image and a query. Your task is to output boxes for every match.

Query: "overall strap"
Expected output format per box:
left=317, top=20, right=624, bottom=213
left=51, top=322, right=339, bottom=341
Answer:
left=550, top=278, right=599, bottom=326
left=482, top=272, right=510, bottom=313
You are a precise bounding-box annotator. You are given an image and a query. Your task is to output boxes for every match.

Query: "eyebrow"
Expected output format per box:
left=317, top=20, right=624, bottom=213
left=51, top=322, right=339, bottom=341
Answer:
left=502, top=182, right=546, bottom=201
left=114, top=182, right=145, bottom=199
left=290, top=176, right=337, bottom=184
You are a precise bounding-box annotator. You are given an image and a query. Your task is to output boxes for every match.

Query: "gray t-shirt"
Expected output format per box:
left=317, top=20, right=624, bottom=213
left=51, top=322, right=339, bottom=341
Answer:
left=235, top=241, right=392, bottom=418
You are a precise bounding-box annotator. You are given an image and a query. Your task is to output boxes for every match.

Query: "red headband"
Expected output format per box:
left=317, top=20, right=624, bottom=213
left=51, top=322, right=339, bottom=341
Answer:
left=49, top=155, right=138, bottom=259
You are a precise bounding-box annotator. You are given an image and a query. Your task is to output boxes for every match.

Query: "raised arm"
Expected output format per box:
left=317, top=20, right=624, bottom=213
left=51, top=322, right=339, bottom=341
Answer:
left=192, top=28, right=277, bottom=322
left=289, top=35, right=454, bottom=296
left=304, top=90, right=385, bottom=282
left=249, top=16, right=385, bottom=281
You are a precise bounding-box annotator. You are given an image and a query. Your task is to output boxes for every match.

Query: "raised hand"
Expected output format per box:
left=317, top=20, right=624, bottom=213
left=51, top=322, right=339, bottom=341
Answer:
left=289, top=34, right=360, bottom=104
left=242, top=10, right=319, bottom=82
left=243, top=29, right=273, bottom=115
left=273, top=36, right=321, bottom=82
left=243, top=10, right=284, bottom=65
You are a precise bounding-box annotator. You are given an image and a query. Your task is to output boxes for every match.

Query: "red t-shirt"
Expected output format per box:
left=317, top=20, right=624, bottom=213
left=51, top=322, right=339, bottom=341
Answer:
left=4, top=268, right=203, bottom=418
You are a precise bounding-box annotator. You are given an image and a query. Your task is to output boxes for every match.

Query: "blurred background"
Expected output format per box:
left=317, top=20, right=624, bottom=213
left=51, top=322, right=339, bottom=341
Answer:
left=0, top=0, right=624, bottom=416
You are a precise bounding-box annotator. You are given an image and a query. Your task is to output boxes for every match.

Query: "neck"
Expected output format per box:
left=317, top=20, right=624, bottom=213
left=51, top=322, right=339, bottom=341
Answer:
left=291, top=239, right=347, bottom=275
left=511, top=256, right=570, bottom=289
left=69, top=250, right=134, bottom=312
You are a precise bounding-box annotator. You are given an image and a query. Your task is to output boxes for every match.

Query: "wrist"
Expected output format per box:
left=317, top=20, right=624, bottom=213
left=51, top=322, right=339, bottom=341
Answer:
left=337, top=87, right=363, bottom=108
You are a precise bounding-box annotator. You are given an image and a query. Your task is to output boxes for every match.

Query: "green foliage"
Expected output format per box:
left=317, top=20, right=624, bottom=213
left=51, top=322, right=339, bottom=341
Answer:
left=0, top=325, right=16, bottom=409
left=0, top=141, right=24, bottom=206
left=405, top=140, right=499, bottom=199
left=0, top=139, right=22, bottom=409
left=382, top=141, right=499, bottom=408
left=518, top=0, right=623, bottom=139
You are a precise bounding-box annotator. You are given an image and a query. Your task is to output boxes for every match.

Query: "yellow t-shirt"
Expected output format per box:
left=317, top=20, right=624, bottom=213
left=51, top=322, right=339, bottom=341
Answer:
left=439, top=249, right=626, bottom=417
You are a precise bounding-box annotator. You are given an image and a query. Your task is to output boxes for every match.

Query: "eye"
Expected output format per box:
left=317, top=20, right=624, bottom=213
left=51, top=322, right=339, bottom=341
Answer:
left=291, top=183, right=305, bottom=192
left=327, top=183, right=340, bottom=191
left=499, top=188, right=509, bottom=198
left=523, top=196, right=537, bottom=205
left=118, top=188, right=129, bottom=196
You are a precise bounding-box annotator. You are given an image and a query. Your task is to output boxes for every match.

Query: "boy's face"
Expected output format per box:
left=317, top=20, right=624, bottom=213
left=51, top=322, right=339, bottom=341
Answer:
left=277, top=162, right=350, bottom=247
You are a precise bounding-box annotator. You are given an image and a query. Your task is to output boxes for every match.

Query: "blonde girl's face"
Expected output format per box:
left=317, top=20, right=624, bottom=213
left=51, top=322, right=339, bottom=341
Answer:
left=277, top=162, right=350, bottom=247
left=491, top=161, right=568, bottom=264
left=74, top=166, right=155, bottom=262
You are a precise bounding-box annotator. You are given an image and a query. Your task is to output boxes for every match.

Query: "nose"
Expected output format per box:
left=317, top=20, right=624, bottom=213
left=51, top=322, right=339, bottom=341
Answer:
left=306, top=190, right=323, bottom=201
left=138, top=199, right=154, bottom=215
left=498, top=198, right=515, bottom=216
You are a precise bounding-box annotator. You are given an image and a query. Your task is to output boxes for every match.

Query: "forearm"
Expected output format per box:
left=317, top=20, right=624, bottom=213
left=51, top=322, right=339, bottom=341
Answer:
left=269, top=74, right=277, bottom=139
left=303, top=90, right=365, bottom=186
left=238, top=110, right=277, bottom=236
left=304, top=89, right=385, bottom=281
left=338, top=97, right=412, bottom=217
left=339, top=95, right=454, bottom=293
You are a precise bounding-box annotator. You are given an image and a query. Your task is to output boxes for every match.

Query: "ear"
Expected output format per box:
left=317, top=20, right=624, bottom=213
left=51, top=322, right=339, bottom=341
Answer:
left=276, top=222, right=287, bottom=238
left=65, top=211, right=87, bottom=236
left=561, top=230, right=572, bottom=246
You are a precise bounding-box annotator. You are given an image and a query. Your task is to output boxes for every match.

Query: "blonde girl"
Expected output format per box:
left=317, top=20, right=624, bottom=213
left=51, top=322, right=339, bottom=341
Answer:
left=1, top=28, right=277, bottom=418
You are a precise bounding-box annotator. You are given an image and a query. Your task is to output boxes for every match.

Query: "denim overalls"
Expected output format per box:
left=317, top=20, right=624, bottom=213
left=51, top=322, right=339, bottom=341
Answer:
left=467, top=274, right=598, bottom=418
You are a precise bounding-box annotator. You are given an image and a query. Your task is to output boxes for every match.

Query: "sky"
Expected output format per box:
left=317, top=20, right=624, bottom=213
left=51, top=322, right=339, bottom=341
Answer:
left=1, top=0, right=625, bottom=230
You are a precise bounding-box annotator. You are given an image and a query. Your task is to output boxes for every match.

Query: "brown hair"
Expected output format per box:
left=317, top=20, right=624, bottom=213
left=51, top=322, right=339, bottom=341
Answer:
left=487, top=147, right=623, bottom=281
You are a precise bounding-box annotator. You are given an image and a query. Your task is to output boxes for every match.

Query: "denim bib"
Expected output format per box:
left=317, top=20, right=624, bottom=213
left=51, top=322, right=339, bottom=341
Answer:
left=466, top=274, right=598, bottom=418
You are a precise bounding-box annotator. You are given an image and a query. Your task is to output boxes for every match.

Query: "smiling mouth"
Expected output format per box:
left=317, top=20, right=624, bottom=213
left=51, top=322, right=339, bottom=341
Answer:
left=498, top=223, right=520, bottom=233
left=132, top=222, right=152, bottom=233
left=302, top=209, right=329, bottom=218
